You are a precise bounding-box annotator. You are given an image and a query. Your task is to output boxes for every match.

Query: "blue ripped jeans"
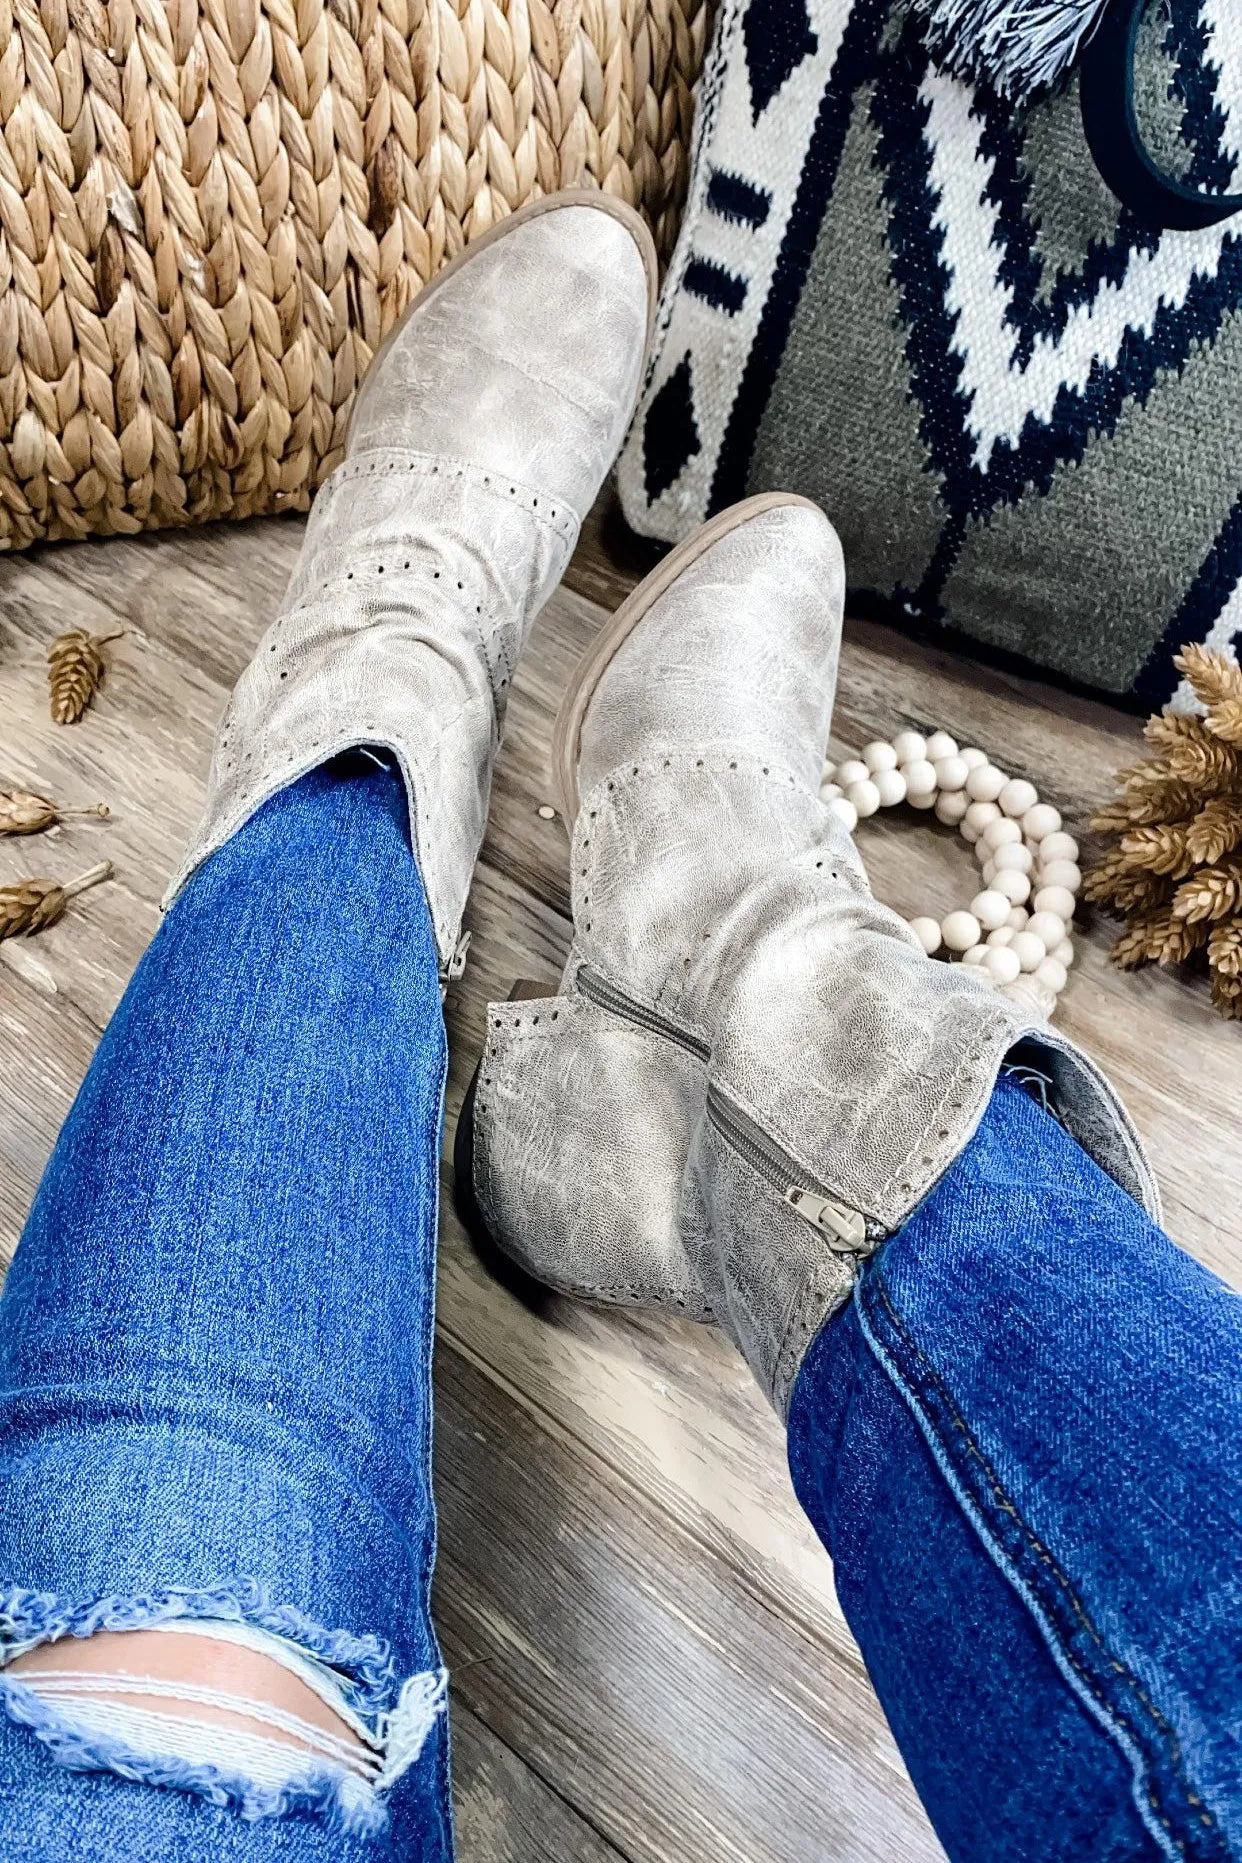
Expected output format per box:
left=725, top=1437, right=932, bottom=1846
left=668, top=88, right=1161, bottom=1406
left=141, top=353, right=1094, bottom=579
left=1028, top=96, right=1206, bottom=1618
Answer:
left=0, top=762, right=1238, bottom=1859
left=0, top=761, right=453, bottom=1859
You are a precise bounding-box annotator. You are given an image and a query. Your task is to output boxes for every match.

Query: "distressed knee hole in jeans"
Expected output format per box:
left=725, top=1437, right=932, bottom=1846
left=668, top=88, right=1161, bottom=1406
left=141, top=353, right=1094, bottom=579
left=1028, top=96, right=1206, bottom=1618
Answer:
left=0, top=1582, right=447, bottom=1836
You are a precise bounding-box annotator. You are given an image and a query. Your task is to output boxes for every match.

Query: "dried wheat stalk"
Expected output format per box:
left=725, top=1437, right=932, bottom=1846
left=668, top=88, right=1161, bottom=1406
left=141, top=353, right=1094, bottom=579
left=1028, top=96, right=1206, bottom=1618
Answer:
left=1082, top=853, right=1173, bottom=915
left=1086, top=646, right=1242, bottom=1018
left=1116, top=823, right=1196, bottom=878
left=1091, top=782, right=1199, bottom=831
left=1208, top=918, right=1242, bottom=978
left=1212, top=969, right=1242, bottom=1019
left=0, top=862, right=112, bottom=942
left=1173, top=857, right=1242, bottom=923
left=0, top=790, right=111, bottom=835
left=1184, top=796, right=1242, bottom=865
left=47, top=629, right=124, bottom=725
left=1177, top=642, right=1242, bottom=705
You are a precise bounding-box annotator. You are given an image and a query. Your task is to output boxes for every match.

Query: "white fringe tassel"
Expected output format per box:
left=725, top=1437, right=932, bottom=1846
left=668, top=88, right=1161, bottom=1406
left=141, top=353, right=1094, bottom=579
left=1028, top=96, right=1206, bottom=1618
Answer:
left=908, top=0, right=1114, bottom=102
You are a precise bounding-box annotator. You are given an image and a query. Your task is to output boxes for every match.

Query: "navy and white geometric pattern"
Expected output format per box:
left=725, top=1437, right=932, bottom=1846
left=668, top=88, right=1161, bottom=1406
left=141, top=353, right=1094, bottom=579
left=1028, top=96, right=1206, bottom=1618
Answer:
left=618, top=0, right=1242, bottom=704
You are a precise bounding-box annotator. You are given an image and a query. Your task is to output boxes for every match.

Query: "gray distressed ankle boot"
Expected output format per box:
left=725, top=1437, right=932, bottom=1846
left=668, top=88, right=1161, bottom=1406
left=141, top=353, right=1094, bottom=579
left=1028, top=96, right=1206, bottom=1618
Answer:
left=458, top=497, right=1161, bottom=1415
left=457, top=492, right=849, bottom=1330
left=166, top=191, right=657, bottom=980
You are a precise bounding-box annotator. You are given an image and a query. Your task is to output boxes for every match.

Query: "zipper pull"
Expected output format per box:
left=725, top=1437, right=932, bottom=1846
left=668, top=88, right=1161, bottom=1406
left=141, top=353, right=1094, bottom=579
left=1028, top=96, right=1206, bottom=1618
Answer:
left=439, top=929, right=472, bottom=1000
left=784, top=1186, right=868, bottom=1252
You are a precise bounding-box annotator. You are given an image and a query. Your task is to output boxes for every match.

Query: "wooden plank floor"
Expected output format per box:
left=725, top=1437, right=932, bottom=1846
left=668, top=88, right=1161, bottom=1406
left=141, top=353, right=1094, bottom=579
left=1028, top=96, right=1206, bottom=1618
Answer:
left=2, top=497, right=1240, bottom=1860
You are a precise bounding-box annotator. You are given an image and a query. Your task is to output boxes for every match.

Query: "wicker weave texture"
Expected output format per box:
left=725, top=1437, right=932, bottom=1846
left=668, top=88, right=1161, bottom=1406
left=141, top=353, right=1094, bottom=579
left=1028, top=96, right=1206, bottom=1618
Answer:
left=0, top=0, right=709, bottom=547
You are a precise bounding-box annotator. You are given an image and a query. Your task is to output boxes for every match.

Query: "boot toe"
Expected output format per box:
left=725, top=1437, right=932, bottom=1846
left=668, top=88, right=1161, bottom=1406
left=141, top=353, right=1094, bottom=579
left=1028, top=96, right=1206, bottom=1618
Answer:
left=348, top=195, right=656, bottom=517
left=575, top=496, right=847, bottom=805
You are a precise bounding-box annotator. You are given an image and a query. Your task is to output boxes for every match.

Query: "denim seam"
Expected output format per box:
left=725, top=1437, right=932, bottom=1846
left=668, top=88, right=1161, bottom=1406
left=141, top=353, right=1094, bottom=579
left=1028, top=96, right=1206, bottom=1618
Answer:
left=857, top=1266, right=1225, bottom=1862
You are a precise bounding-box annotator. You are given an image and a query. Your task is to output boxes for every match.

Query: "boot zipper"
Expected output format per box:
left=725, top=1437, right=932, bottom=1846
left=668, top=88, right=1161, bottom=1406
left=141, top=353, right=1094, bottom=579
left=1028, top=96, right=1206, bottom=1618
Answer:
left=705, top=1085, right=879, bottom=1256
left=439, top=930, right=472, bottom=999
left=575, top=964, right=710, bottom=1060
left=575, top=964, right=877, bottom=1257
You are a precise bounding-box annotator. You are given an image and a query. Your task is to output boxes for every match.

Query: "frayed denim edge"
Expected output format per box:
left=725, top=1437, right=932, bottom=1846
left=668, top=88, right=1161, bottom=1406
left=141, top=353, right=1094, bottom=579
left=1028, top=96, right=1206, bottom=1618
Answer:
left=0, top=1673, right=390, bottom=1835
left=0, top=1579, right=394, bottom=1714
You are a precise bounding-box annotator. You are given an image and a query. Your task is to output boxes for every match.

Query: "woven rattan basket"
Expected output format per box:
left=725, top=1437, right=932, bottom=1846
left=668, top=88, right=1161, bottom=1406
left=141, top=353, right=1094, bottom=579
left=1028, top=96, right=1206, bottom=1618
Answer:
left=0, top=0, right=709, bottom=548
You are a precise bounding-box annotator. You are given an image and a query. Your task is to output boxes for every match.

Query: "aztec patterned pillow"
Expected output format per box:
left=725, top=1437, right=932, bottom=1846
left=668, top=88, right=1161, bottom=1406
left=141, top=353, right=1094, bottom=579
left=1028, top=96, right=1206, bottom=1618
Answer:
left=616, top=0, right=1242, bottom=707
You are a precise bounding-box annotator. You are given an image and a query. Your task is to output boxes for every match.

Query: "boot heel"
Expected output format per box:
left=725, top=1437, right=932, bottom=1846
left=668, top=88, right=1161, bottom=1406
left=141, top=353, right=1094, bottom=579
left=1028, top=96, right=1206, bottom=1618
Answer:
left=452, top=982, right=556, bottom=1310
left=506, top=979, right=547, bottom=1003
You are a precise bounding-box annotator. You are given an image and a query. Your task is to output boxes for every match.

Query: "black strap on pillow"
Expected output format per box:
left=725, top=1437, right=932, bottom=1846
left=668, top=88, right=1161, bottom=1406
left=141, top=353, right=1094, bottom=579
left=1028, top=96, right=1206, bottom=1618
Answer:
left=1079, top=0, right=1242, bottom=230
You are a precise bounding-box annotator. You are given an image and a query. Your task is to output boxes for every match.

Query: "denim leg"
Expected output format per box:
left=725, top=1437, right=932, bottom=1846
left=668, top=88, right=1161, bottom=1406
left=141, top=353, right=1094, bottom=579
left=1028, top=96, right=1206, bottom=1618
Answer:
left=788, top=1074, right=1242, bottom=1863
left=0, top=759, right=453, bottom=1858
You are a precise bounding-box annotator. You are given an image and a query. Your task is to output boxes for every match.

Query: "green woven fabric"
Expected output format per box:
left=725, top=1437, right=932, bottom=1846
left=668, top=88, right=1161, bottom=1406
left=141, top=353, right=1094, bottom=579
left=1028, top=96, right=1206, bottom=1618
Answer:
left=616, top=0, right=1242, bottom=706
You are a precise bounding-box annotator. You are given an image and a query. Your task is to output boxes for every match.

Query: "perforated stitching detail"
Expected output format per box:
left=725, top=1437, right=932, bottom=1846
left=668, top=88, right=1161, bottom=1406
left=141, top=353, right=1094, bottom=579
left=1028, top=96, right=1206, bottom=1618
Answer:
left=318, top=453, right=575, bottom=539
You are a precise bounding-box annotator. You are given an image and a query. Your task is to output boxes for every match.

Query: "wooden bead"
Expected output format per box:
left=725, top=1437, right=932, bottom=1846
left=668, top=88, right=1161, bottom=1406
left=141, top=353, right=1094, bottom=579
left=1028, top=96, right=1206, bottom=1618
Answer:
left=963, top=800, right=1000, bottom=835
left=1026, top=910, right=1065, bottom=950
left=1033, top=885, right=1076, bottom=921
left=1039, top=859, right=1081, bottom=893
left=971, top=889, right=1011, bottom=930
left=994, top=869, right=1031, bottom=906
left=942, top=910, right=982, bottom=952
left=1038, top=831, right=1079, bottom=865
left=999, top=777, right=1039, bottom=818
left=903, top=758, right=938, bottom=798
left=1020, top=802, right=1061, bottom=842
left=980, top=817, right=1022, bottom=852
left=982, top=944, right=1021, bottom=984
left=909, top=916, right=942, bottom=954
left=1010, top=931, right=1047, bottom=972
left=933, top=754, right=969, bottom=793
left=965, top=764, right=1005, bottom=803
left=842, top=719, right=1068, bottom=1021
left=992, top=843, right=1033, bottom=876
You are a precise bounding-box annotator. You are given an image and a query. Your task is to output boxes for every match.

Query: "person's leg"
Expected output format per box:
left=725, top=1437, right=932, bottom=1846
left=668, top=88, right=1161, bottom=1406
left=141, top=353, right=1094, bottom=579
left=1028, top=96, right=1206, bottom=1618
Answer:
left=0, top=756, right=453, bottom=1859
left=788, top=1073, right=1242, bottom=1863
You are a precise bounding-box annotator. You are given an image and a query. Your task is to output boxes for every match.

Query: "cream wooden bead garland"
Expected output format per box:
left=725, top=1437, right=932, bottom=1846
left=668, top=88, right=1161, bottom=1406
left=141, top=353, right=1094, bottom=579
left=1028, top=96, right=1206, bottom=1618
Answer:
left=821, top=732, right=1079, bottom=1020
